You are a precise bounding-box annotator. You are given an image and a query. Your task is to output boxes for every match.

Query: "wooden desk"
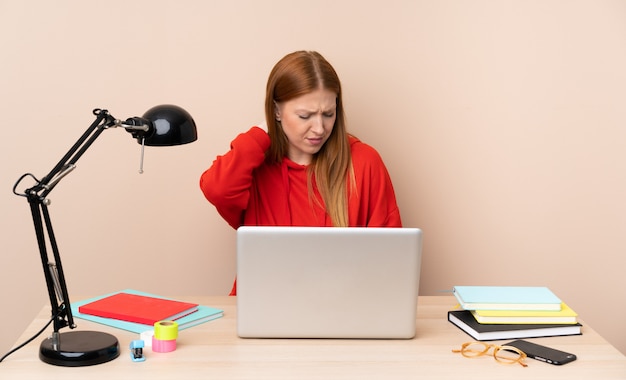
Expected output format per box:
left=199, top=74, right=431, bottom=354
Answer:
left=1, top=296, right=625, bottom=379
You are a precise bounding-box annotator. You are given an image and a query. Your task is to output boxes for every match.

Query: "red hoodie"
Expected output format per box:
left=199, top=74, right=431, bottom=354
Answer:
left=200, top=127, right=402, bottom=293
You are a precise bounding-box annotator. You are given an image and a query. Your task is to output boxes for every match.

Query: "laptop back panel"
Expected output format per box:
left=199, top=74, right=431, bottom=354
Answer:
left=236, top=227, right=422, bottom=339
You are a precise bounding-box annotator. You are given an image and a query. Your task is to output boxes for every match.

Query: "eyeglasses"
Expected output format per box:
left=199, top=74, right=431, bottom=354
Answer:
left=452, top=341, right=528, bottom=367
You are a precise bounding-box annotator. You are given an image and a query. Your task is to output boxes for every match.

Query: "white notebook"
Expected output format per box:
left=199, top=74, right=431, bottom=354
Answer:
left=236, top=226, right=423, bottom=339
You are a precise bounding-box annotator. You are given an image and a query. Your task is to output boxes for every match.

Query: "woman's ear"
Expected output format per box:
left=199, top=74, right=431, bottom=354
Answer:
left=274, top=101, right=281, bottom=121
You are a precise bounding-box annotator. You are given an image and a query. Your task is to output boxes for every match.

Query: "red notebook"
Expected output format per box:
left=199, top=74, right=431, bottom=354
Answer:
left=78, top=292, right=199, bottom=325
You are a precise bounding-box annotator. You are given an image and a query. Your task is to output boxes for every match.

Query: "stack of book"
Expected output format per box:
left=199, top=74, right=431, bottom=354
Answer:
left=447, top=286, right=582, bottom=341
left=72, top=289, right=224, bottom=333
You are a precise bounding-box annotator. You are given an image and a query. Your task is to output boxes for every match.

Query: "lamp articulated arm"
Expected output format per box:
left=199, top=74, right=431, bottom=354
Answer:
left=15, top=109, right=151, bottom=336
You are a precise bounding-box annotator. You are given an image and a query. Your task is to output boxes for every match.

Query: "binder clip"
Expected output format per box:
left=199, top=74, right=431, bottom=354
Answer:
left=129, top=339, right=146, bottom=362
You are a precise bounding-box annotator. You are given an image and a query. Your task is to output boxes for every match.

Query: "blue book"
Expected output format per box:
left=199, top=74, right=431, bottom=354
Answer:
left=453, top=286, right=562, bottom=311
left=71, top=289, right=223, bottom=333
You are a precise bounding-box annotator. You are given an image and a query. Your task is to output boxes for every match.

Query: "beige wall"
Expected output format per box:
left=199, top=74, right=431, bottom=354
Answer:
left=1, top=0, right=625, bottom=357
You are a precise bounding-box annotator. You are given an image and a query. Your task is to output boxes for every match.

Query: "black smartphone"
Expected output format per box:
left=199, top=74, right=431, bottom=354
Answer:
left=504, top=339, right=577, bottom=365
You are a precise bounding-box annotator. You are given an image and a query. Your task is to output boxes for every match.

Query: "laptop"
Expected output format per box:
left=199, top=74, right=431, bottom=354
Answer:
left=236, top=226, right=423, bottom=339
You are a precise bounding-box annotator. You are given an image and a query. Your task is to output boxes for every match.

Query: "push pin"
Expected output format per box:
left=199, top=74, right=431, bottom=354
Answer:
left=129, top=340, right=146, bottom=362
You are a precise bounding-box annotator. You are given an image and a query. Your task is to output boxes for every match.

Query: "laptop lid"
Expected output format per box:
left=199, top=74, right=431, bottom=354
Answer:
left=236, top=226, right=422, bottom=339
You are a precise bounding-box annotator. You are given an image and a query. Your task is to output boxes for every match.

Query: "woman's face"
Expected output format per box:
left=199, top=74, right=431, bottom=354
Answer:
left=275, top=88, right=337, bottom=165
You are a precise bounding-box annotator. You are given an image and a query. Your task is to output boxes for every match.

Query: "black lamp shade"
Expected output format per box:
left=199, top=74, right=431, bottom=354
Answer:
left=141, top=104, right=198, bottom=146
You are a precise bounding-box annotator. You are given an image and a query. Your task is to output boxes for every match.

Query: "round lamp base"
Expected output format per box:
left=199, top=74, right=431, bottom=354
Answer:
left=39, top=330, right=119, bottom=367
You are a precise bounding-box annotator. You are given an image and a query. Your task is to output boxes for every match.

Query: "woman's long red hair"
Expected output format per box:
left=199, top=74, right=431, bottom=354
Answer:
left=265, top=51, right=352, bottom=226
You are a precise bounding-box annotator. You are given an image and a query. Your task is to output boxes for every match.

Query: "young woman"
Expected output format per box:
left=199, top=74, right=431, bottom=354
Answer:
left=200, top=51, right=402, bottom=294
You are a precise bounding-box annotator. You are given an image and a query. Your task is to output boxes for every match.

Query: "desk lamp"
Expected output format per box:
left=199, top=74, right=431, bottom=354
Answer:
left=12, top=105, right=197, bottom=366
